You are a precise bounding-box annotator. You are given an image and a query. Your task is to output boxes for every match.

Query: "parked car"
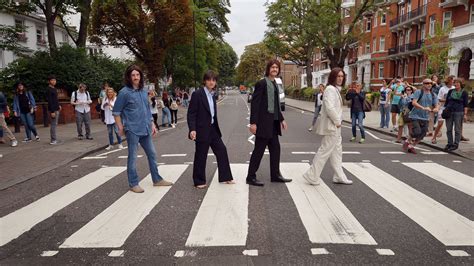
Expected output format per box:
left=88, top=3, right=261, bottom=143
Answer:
left=275, top=78, right=285, bottom=111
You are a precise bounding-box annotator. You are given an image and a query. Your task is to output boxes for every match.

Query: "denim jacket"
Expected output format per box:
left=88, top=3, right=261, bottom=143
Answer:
left=13, top=91, right=36, bottom=115
left=112, top=86, right=153, bottom=136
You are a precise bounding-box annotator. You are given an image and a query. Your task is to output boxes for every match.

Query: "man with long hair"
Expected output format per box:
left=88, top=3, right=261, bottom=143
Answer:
left=246, top=59, right=291, bottom=186
left=113, top=65, right=173, bottom=193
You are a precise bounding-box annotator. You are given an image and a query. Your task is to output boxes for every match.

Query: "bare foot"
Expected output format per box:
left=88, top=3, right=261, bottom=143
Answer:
left=222, top=180, right=236, bottom=184
left=195, top=184, right=207, bottom=189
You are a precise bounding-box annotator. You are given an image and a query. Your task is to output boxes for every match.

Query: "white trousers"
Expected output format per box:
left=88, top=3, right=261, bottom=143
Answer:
left=305, top=128, right=349, bottom=182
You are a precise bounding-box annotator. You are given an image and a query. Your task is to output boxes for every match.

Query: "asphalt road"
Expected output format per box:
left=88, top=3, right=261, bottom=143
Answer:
left=1, top=90, right=473, bottom=265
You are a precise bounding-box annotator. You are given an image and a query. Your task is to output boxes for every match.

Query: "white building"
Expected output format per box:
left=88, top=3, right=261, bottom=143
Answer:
left=447, top=22, right=474, bottom=80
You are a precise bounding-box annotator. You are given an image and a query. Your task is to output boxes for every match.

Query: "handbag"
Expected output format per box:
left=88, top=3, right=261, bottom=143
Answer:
left=363, top=99, right=372, bottom=112
left=95, top=103, right=101, bottom=112
left=441, top=107, right=452, bottom=119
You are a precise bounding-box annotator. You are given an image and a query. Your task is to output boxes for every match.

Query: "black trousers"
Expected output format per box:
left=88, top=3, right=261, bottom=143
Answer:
left=171, top=110, right=178, bottom=124
left=247, top=121, right=281, bottom=180
left=193, top=125, right=233, bottom=186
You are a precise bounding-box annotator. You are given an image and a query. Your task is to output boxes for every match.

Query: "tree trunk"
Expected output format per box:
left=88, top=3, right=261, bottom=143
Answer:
left=305, top=54, right=313, bottom=88
left=328, top=47, right=347, bottom=69
left=44, top=0, right=57, bottom=52
left=77, top=0, right=92, bottom=48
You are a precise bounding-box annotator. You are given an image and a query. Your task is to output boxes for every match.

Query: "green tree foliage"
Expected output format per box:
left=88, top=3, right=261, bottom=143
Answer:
left=421, top=22, right=455, bottom=79
left=217, top=42, right=238, bottom=86
left=195, top=0, right=231, bottom=40
left=236, top=43, right=274, bottom=85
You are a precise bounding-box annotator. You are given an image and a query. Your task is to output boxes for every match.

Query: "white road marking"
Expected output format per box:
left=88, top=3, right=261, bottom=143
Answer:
left=342, top=163, right=474, bottom=246
left=391, top=160, right=401, bottom=163
left=174, top=250, right=185, bottom=258
left=82, top=156, right=107, bottom=160
left=249, top=152, right=269, bottom=155
left=343, top=151, right=361, bottom=154
left=403, top=163, right=473, bottom=197
left=242, top=250, right=258, bottom=256
left=108, top=250, right=125, bottom=257
left=186, top=164, right=249, bottom=247
left=60, top=165, right=188, bottom=248
left=376, top=249, right=395, bottom=256
left=207, top=153, right=215, bottom=156
left=380, top=151, right=405, bottom=154
left=453, top=160, right=462, bottom=163
left=97, top=147, right=128, bottom=157
left=184, top=162, right=194, bottom=165
left=40, top=250, right=59, bottom=257
left=247, top=135, right=255, bottom=145
left=70, top=165, right=78, bottom=168
left=292, top=152, right=316, bottom=155
left=301, top=160, right=310, bottom=163
left=0, top=167, right=126, bottom=247
left=446, top=250, right=471, bottom=257
left=281, top=163, right=377, bottom=245
left=161, top=154, right=187, bottom=157
left=362, top=160, right=371, bottom=163
left=423, top=160, right=433, bottom=163
left=118, top=155, right=143, bottom=159
left=420, top=151, right=447, bottom=155
left=311, top=248, right=331, bottom=255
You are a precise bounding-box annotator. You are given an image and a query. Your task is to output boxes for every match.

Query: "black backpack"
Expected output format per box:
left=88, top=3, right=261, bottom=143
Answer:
left=408, top=91, right=435, bottom=111
left=73, top=90, right=91, bottom=103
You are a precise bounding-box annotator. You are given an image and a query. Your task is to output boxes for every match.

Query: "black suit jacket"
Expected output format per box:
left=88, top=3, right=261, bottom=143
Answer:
left=250, top=78, right=285, bottom=139
left=187, top=88, right=222, bottom=142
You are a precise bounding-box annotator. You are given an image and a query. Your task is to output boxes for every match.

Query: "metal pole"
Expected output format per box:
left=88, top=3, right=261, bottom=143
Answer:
left=193, top=11, right=197, bottom=90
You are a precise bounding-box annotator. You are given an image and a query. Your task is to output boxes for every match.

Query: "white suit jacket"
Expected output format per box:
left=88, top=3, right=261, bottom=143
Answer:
left=314, top=85, right=343, bottom=136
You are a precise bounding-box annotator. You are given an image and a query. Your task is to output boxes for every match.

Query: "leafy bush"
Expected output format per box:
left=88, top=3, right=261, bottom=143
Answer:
left=285, top=85, right=295, bottom=96
left=302, top=87, right=314, bottom=99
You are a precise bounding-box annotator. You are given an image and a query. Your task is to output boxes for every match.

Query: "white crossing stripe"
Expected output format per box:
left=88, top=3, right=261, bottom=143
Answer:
left=242, top=250, right=258, bottom=256
left=281, top=163, right=377, bottom=245
left=40, top=250, right=59, bottom=257
left=446, top=250, right=471, bottom=257
left=60, top=165, right=188, bottom=248
left=342, top=163, right=474, bottom=246
left=376, top=249, right=395, bottom=256
left=82, top=156, right=107, bottom=160
left=311, top=248, right=331, bottom=255
left=421, top=151, right=447, bottom=155
left=108, top=250, right=125, bottom=257
left=97, top=146, right=127, bottom=156
left=380, top=151, right=405, bottom=154
left=186, top=164, right=249, bottom=247
left=0, top=167, right=126, bottom=247
left=403, top=163, right=473, bottom=197
left=118, top=155, right=143, bottom=159
left=161, top=154, right=187, bottom=157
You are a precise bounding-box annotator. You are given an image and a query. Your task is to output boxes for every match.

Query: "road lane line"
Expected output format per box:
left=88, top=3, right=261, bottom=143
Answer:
left=185, top=164, right=249, bottom=247
left=82, top=156, right=107, bottom=160
left=97, top=147, right=128, bottom=157
left=161, top=154, right=187, bottom=157
left=60, top=165, right=188, bottom=248
left=342, top=163, right=474, bottom=246
left=281, top=163, right=377, bottom=245
left=380, top=151, right=405, bottom=154
left=420, top=151, right=447, bottom=155
left=118, top=155, right=143, bottom=159
left=402, top=163, right=473, bottom=197
left=0, top=167, right=126, bottom=247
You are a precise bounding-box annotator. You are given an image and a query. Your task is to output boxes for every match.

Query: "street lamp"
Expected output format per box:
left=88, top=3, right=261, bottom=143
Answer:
left=192, top=6, right=212, bottom=90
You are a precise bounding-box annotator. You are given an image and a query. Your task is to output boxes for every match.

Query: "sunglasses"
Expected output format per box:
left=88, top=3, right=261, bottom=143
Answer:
left=423, top=82, right=432, bottom=85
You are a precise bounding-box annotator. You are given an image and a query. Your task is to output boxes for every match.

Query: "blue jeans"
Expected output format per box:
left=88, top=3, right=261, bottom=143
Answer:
left=162, top=107, right=171, bottom=125
left=20, top=112, right=38, bottom=139
left=107, top=123, right=122, bottom=145
left=126, top=131, right=163, bottom=187
left=446, top=112, right=463, bottom=147
left=379, top=104, right=390, bottom=128
left=351, top=111, right=365, bottom=138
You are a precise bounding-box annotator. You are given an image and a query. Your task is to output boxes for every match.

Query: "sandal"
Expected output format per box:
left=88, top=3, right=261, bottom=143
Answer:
left=431, top=139, right=437, bottom=144
left=195, top=184, right=207, bottom=189
left=222, top=180, right=236, bottom=184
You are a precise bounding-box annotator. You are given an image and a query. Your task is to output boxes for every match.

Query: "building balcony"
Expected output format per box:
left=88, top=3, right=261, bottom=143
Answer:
left=449, top=23, right=474, bottom=40
left=389, top=4, right=427, bottom=31
left=388, top=40, right=424, bottom=58
left=439, top=0, right=469, bottom=10
left=341, top=0, right=355, bottom=8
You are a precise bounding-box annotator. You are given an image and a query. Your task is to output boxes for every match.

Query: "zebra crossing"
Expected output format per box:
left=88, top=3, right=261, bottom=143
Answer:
left=0, top=160, right=472, bottom=259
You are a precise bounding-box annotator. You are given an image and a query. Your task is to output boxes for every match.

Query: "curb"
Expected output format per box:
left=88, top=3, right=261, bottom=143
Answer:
left=286, top=103, right=473, bottom=161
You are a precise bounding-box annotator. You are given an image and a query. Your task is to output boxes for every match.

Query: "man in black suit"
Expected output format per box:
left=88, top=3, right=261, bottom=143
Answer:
left=247, top=60, right=292, bottom=186
left=187, top=70, right=234, bottom=188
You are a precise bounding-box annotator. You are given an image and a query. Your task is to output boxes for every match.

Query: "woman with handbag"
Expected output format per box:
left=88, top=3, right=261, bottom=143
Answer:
left=345, top=82, right=366, bottom=143
left=161, top=92, right=172, bottom=128
left=13, top=82, right=39, bottom=142
left=443, top=78, right=469, bottom=152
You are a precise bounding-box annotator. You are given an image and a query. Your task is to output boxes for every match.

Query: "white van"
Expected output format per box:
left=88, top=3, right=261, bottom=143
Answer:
left=274, top=78, right=285, bottom=111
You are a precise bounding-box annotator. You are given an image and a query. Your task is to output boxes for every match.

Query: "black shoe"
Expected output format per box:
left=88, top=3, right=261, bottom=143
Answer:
left=86, top=137, right=94, bottom=140
left=448, top=145, right=458, bottom=152
left=78, top=135, right=84, bottom=140
left=246, top=178, right=264, bottom=187
left=271, top=176, right=292, bottom=183
left=443, top=145, right=451, bottom=151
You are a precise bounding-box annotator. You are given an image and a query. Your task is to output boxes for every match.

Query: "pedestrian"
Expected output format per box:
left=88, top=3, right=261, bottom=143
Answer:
left=396, top=86, right=414, bottom=143
left=303, top=68, right=353, bottom=185
left=13, top=82, right=40, bottom=142
left=170, top=94, right=178, bottom=127
left=443, top=78, right=469, bottom=152
left=161, top=92, right=172, bottom=128
left=390, top=79, right=404, bottom=132
left=182, top=90, right=190, bottom=108
left=308, top=84, right=324, bottom=132
left=346, top=82, right=366, bottom=143
left=379, top=79, right=391, bottom=129
left=187, top=70, right=235, bottom=188
left=432, top=75, right=454, bottom=144
left=46, top=75, right=61, bottom=145
left=403, top=78, right=438, bottom=154
left=246, top=59, right=291, bottom=187
left=148, top=90, right=160, bottom=131
left=0, top=91, right=18, bottom=147
left=102, top=87, right=123, bottom=150
left=71, top=83, right=93, bottom=140
left=98, top=82, right=108, bottom=124
left=113, top=65, right=173, bottom=193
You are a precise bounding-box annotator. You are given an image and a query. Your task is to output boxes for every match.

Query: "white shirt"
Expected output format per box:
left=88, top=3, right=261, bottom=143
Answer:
left=101, top=97, right=117, bottom=125
left=150, top=100, right=158, bottom=114
left=437, top=85, right=454, bottom=110
left=379, top=87, right=392, bottom=105
left=316, top=93, right=323, bottom=107
left=71, top=90, right=92, bottom=113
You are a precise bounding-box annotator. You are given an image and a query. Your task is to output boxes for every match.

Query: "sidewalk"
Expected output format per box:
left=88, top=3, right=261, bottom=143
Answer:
left=0, top=109, right=187, bottom=191
left=285, top=97, right=474, bottom=160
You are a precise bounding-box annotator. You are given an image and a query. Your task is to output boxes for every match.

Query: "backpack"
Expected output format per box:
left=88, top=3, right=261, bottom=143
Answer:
left=73, top=90, right=91, bottom=103
left=408, top=91, right=435, bottom=111
left=170, top=98, right=178, bottom=110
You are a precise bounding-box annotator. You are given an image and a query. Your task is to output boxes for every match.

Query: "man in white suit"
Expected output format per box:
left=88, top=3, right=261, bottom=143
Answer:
left=303, top=67, right=353, bottom=185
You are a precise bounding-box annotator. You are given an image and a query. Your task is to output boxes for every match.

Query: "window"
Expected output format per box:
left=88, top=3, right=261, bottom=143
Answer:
left=366, top=18, right=372, bottom=32
left=379, top=36, right=385, bottom=51
left=344, top=9, right=350, bottom=17
left=374, top=12, right=378, bottom=27
left=373, top=38, right=377, bottom=53
left=429, top=15, right=436, bottom=36
left=443, top=11, right=452, bottom=29
left=381, top=13, right=386, bottom=25
left=36, top=26, right=44, bottom=44
left=14, top=19, right=25, bottom=32
left=0, top=50, right=4, bottom=69
left=405, top=29, right=411, bottom=46
left=372, top=64, right=376, bottom=79
left=62, top=32, right=68, bottom=43
left=421, top=23, right=426, bottom=40
left=419, top=57, right=425, bottom=76
left=365, top=42, right=371, bottom=54
left=378, top=63, right=384, bottom=78
left=471, top=5, right=474, bottom=23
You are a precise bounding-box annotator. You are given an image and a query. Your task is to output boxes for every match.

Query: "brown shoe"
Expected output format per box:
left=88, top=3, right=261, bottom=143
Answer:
left=153, top=179, right=174, bottom=186
left=130, top=185, right=145, bottom=193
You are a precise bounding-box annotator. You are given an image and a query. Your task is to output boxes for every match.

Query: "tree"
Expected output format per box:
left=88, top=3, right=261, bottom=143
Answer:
left=195, top=0, right=231, bottom=40
left=60, top=0, right=92, bottom=48
left=89, top=0, right=193, bottom=84
left=217, top=42, right=238, bottom=86
left=236, top=43, right=273, bottom=85
left=421, top=22, right=455, bottom=78
left=265, top=0, right=319, bottom=87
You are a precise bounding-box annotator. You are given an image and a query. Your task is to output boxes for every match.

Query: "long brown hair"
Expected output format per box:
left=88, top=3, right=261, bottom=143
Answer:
left=265, top=59, right=281, bottom=77
left=327, top=68, right=346, bottom=87
left=124, top=65, right=144, bottom=89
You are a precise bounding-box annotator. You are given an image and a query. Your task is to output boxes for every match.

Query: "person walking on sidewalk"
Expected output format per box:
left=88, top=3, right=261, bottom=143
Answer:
left=170, top=94, right=179, bottom=127
left=246, top=59, right=291, bottom=187
left=71, top=83, right=93, bottom=140
left=113, top=65, right=173, bottom=193
left=303, top=68, right=353, bottom=186
left=390, top=79, right=405, bottom=132
left=13, top=82, right=39, bottom=142
left=443, top=78, right=469, bottom=152
left=379, top=79, right=391, bottom=129
left=403, top=78, right=438, bottom=154
left=102, top=87, right=123, bottom=150
left=98, top=82, right=108, bottom=124
left=46, top=75, right=61, bottom=145
left=161, top=92, right=172, bottom=128
left=346, top=82, right=366, bottom=143
left=187, top=70, right=235, bottom=189
left=432, top=75, right=454, bottom=144
left=0, top=91, right=18, bottom=147
left=182, top=90, right=190, bottom=108
left=148, top=90, right=160, bottom=131
left=308, top=84, right=324, bottom=132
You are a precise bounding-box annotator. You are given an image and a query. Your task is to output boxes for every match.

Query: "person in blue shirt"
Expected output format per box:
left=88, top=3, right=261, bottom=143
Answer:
left=390, top=79, right=404, bottom=132
left=403, top=79, right=438, bottom=154
left=13, top=82, right=39, bottom=142
left=113, top=65, right=173, bottom=193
